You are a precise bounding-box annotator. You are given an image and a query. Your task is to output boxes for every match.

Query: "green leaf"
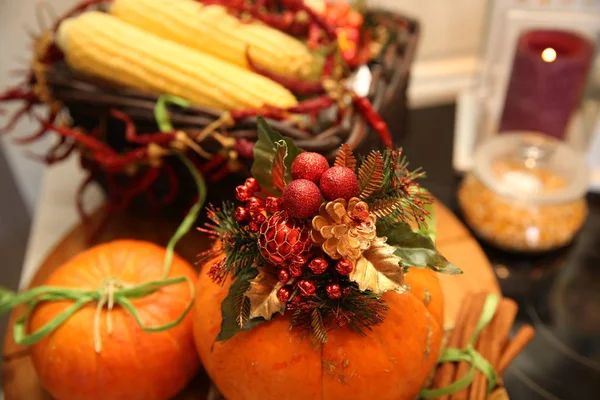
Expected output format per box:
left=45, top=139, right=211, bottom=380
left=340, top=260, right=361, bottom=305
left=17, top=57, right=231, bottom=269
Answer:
left=271, top=141, right=288, bottom=193
left=216, top=268, right=266, bottom=342
left=380, top=222, right=462, bottom=275
left=252, top=116, right=301, bottom=196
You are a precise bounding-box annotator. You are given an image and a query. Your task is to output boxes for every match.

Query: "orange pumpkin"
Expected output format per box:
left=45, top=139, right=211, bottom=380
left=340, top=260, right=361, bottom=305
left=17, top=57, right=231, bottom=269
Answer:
left=29, top=240, right=200, bottom=400
left=193, top=257, right=444, bottom=400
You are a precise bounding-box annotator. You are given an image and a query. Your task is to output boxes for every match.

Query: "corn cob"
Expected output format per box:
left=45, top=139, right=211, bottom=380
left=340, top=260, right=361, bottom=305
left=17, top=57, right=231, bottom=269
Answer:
left=110, top=0, right=318, bottom=80
left=56, top=11, right=298, bottom=111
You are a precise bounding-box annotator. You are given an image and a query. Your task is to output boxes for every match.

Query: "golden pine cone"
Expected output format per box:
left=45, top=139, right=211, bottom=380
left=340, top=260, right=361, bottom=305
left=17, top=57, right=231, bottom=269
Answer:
left=311, top=197, right=377, bottom=261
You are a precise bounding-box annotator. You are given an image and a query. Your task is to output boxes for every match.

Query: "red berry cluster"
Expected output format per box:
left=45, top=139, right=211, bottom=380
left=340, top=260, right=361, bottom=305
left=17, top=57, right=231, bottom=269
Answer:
left=282, top=152, right=360, bottom=219
left=234, top=178, right=283, bottom=232
left=275, top=255, right=354, bottom=304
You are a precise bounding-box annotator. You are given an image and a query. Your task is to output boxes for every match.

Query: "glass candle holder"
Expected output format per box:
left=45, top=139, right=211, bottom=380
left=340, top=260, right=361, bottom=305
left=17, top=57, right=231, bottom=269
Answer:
left=458, top=133, right=589, bottom=252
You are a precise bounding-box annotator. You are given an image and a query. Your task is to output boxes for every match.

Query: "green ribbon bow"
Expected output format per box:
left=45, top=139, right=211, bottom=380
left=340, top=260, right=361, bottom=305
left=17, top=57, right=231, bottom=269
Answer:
left=420, top=294, right=500, bottom=398
left=0, top=94, right=207, bottom=353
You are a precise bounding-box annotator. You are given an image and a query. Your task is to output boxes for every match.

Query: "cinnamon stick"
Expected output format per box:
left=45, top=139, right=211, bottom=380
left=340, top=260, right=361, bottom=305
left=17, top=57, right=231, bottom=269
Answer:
left=498, top=324, right=535, bottom=374
left=469, top=298, right=517, bottom=399
left=431, top=293, right=476, bottom=400
left=450, top=293, right=489, bottom=400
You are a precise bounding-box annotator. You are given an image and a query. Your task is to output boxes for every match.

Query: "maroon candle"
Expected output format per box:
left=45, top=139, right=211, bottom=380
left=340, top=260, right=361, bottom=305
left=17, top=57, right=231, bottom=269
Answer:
left=499, top=30, right=594, bottom=139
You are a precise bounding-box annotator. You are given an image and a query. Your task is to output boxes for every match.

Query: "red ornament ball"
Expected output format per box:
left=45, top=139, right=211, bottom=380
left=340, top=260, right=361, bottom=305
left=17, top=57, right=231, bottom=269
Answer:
left=326, top=283, right=342, bottom=299
left=297, top=280, right=316, bottom=297
left=308, top=257, right=328, bottom=274
left=282, top=179, right=322, bottom=219
left=245, top=177, right=260, bottom=192
left=258, top=211, right=311, bottom=265
left=277, top=269, right=290, bottom=284
left=234, top=207, right=250, bottom=223
left=246, top=197, right=264, bottom=213
left=265, top=196, right=283, bottom=214
left=277, top=286, right=292, bottom=303
left=320, top=166, right=359, bottom=201
left=291, top=152, right=330, bottom=184
left=236, top=185, right=252, bottom=202
left=336, top=259, right=354, bottom=275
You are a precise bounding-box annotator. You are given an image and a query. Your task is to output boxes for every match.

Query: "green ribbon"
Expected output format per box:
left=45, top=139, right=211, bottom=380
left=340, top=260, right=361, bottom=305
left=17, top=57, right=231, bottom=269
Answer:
left=420, top=294, right=500, bottom=399
left=0, top=94, right=208, bottom=352
left=0, top=277, right=193, bottom=348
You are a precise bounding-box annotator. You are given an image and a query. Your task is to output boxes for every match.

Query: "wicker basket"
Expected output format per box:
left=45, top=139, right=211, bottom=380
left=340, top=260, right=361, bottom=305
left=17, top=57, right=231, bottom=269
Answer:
left=46, top=10, right=419, bottom=213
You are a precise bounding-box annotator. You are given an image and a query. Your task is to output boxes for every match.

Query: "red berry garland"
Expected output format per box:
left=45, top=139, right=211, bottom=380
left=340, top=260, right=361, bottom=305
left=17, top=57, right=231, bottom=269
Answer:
left=265, top=196, right=283, bottom=213
left=320, top=166, right=359, bottom=201
left=236, top=185, right=252, bottom=202
left=308, top=257, right=328, bottom=274
left=234, top=207, right=250, bottom=223
left=336, top=259, right=354, bottom=275
left=326, top=283, right=342, bottom=299
left=282, top=179, right=322, bottom=219
left=291, top=152, right=329, bottom=184
left=247, top=197, right=264, bottom=212
left=245, top=177, right=260, bottom=192
left=278, top=269, right=290, bottom=284
left=297, top=280, right=316, bottom=297
left=289, top=263, right=303, bottom=277
left=277, top=286, right=291, bottom=303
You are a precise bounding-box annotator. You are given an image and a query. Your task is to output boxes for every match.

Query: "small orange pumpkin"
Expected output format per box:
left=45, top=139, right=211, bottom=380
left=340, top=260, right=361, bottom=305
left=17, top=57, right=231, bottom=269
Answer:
left=193, top=256, right=444, bottom=400
left=29, top=240, right=200, bottom=400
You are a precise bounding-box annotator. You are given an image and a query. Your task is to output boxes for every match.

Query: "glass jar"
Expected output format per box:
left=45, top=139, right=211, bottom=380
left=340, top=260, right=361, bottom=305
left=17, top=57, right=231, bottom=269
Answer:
left=458, top=133, right=589, bottom=252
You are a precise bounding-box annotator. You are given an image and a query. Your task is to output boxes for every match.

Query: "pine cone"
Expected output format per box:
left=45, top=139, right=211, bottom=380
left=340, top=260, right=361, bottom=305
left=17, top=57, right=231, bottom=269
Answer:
left=311, top=197, right=377, bottom=261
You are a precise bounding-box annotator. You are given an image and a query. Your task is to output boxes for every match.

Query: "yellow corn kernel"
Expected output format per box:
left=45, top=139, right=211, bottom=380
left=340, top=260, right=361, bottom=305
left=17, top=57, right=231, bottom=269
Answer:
left=56, top=11, right=298, bottom=111
left=111, top=0, right=318, bottom=80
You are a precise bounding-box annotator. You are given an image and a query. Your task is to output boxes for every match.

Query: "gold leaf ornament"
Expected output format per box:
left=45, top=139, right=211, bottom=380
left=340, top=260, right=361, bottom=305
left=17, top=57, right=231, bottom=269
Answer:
left=350, top=237, right=408, bottom=294
left=246, top=267, right=284, bottom=320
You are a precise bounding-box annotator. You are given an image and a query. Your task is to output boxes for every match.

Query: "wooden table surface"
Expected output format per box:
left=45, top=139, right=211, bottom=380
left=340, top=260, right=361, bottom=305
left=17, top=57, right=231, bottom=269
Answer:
left=2, top=201, right=499, bottom=399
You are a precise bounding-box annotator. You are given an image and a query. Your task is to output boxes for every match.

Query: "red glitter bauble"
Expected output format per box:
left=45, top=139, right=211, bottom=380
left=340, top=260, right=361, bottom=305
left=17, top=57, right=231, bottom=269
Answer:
left=265, top=196, right=283, bottom=213
left=252, top=212, right=266, bottom=225
left=326, top=283, right=342, bottom=299
left=308, top=257, right=328, bottom=274
left=278, top=269, right=290, bottom=284
left=236, top=185, right=252, bottom=202
left=336, top=259, right=354, bottom=275
left=258, top=211, right=311, bottom=265
left=245, top=177, right=260, bottom=192
left=291, top=152, right=330, bottom=184
left=289, top=262, right=304, bottom=277
left=246, top=197, right=264, bottom=213
left=320, top=166, right=359, bottom=201
left=297, top=280, right=316, bottom=297
left=282, top=179, right=322, bottom=219
left=234, top=207, right=251, bottom=223
left=277, top=286, right=292, bottom=303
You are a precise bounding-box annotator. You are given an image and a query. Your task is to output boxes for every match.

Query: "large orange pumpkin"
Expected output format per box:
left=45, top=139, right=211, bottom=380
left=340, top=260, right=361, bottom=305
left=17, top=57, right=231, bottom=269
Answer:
left=193, top=257, right=444, bottom=400
left=29, top=240, right=200, bottom=400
